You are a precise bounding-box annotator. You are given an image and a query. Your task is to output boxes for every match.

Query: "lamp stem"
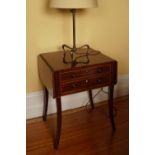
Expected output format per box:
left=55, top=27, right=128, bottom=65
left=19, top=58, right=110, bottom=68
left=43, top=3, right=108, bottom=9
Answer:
left=62, top=9, right=90, bottom=66
left=71, top=9, right=76, bottom=51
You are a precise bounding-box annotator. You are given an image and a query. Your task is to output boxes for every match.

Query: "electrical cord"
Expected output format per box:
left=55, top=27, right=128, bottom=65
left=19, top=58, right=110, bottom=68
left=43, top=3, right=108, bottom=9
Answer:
left=74, top=49, right=100, bottom=62
left=85, top=88, right=108, bottom=112
left=85, top=89, right=102, bottom=112
left=63, top=48, right=100, bottom=65
left=75, top=49, right=100, bottom=55
left=85, top=88, right=117, bottom=117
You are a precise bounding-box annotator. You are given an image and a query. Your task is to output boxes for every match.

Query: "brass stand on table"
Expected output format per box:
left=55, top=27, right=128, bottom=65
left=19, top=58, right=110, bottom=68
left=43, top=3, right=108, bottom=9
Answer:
left=62, top=9, right=91, bottom=66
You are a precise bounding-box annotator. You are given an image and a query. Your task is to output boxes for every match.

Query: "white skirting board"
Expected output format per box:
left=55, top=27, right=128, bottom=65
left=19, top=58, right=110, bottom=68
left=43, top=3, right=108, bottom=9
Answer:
left=26, top=75, right=129, bottom=119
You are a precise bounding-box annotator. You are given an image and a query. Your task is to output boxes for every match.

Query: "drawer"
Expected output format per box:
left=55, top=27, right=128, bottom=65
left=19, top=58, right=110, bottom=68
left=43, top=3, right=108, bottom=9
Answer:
left=60, top=64, right=110, bottom=82
left=61, top=75, right=110, bottom=94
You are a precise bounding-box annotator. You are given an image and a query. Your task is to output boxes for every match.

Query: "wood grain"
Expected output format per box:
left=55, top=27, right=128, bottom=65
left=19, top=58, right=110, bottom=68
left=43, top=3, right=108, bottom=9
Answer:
left=27, top=96, right=129, bottom=155
left=38, top=50, right=117, bottom=98
left=38, top=50, right=117, bottom=148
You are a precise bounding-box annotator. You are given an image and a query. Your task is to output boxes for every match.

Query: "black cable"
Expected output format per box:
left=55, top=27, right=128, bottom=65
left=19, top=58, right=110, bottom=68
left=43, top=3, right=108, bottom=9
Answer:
left=74, top=49, right=100, bottom=62
left=63, top=47, right=100, bottom=65
left=75, top=49, right=100, bottom=55
left=85, top=88, right=107, bottom=112
left=85, top=88, right=118, bottom=117
left=101, top=87, right=108, bottom=94
left=85, top=89, right=102, bottom=112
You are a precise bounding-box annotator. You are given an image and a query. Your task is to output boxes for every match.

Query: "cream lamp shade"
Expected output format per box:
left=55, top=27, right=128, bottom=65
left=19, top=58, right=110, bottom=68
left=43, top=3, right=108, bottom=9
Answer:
left=49, top=0, right=98, bottom=9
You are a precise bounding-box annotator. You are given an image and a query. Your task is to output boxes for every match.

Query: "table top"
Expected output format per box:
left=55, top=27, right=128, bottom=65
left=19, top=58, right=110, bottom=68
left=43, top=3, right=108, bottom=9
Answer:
left=39, top=49, right=116, bottom=72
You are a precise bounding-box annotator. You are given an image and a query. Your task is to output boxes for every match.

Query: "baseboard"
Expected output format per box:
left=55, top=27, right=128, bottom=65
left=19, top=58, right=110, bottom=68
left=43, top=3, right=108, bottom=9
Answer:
left=26, top=74, right=129, bottom=119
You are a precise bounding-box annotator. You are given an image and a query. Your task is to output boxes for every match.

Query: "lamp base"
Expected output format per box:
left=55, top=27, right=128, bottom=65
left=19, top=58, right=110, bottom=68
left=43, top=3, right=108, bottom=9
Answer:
left=62, top=44, right=90, bottom=66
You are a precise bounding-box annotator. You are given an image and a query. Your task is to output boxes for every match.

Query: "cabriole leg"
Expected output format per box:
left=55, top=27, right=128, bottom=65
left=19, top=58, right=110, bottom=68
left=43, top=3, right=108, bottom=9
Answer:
left=54, top=97, right=62, bottom=149
left=43, top=87, right=48, bottom=121
left=108, top=85, right=116, bottom=131
left=88, top=89, right=94, bottom=109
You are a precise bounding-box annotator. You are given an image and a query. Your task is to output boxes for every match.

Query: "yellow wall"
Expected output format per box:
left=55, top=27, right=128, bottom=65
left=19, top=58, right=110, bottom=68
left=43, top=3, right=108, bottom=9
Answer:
left=27, top=0, right=129, bottom=93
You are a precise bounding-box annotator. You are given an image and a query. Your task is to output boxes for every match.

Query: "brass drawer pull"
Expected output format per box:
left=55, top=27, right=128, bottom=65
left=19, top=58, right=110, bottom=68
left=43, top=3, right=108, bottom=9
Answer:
left=71, top=74, right=76, bottom=78
left=85, top=69, right=89, bottom=73
left=97, top=68, right=102, bottom=73
left=97, top=79, right=102, bottom=84
left=85, top=79, right=89, bottom=83
left=72, top=83, right=79, bottom=88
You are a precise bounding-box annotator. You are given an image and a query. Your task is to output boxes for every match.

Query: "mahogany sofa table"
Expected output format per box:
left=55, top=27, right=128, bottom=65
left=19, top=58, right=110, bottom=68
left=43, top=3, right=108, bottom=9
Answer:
left=38, top=49, right=117, bottom=149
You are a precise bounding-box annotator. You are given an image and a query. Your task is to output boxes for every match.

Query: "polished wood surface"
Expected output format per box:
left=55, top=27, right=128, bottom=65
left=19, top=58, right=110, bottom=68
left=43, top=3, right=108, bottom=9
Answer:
left=38, top=50, right=117, bottom=149
left=40, top=49, right=116, bottom=71
left=27, top=96, right=129, bottom=155
left=38, top=50, right=117, bottom=98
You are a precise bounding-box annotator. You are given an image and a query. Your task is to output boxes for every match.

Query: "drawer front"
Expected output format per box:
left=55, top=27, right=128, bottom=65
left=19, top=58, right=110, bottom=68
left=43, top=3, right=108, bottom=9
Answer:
left=61, top=75, right=110, bottom=95
left=60, top=64, right=110, bottom=82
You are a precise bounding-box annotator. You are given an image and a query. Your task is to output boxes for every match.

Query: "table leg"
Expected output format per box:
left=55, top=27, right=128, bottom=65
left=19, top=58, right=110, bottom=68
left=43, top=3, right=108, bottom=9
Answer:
left=108, top=85, right=116, bottom=131
left=43, top=87, right=48, bottom=121
left=88, top=90, right=94, bottom=109
left=54, top=97, right=62, bottom=149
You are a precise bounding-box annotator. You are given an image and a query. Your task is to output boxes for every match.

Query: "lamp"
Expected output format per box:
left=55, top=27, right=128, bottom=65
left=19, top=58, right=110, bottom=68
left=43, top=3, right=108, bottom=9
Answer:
left=49, top=0, right=98, bottom=66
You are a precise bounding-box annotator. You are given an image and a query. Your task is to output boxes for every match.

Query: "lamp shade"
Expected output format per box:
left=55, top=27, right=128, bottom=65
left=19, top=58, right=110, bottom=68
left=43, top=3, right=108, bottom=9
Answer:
left=49, top=0, right=98, bottom=9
